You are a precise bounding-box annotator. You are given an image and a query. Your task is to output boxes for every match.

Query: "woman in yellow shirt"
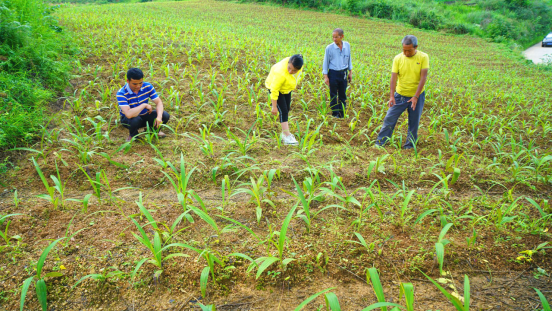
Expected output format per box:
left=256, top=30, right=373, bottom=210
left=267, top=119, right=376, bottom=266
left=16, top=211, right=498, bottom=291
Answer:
left=265, top=54, right=304, bottom=145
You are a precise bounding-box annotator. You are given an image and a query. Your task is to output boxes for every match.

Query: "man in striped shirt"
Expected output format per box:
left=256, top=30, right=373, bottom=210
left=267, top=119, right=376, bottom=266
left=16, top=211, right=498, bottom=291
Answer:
left=117, top=68, right=170, bottom=142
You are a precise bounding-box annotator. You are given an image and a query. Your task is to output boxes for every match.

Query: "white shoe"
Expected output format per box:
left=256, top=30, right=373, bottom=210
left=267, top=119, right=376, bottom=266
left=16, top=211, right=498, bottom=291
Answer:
left=281, top=133, right=299, bottom=146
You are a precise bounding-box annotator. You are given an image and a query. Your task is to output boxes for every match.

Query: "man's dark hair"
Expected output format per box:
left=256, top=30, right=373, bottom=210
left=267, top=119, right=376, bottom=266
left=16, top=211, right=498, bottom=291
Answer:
left=127, top=68, right=144, bottom=81
left=333, top=28, right=344, bottom=36
left=402, top=35, right=418, bottom=47
left=289, top=54, right=304, bottom=70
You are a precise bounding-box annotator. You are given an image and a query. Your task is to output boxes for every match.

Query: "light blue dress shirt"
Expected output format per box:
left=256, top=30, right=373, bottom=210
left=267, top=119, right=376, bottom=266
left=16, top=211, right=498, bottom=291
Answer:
left=322, top=41, right=353, bottom=74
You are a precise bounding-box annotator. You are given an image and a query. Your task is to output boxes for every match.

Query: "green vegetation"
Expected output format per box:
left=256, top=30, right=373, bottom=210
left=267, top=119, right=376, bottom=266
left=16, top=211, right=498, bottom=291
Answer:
left=228, top=0, right=552, bottom=48
left=0, top=0, right=550, bottom=309
left=0, top=0, right=74, bottom=153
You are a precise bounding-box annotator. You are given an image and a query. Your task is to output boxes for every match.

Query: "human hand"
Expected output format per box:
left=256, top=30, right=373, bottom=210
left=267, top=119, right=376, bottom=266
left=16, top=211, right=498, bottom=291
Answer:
left=324, top=75, right=329, bottom=86
left=408, top=96, right=418, bottom=110
left=348, top=73, right=352, bottom=83
left=154, top=118, right=162, bottom=128
left=271, top=106, right=278, bottom=116
left=388, top=96, right=396, bottom=108
left=145, top=104, right=153, bottom=114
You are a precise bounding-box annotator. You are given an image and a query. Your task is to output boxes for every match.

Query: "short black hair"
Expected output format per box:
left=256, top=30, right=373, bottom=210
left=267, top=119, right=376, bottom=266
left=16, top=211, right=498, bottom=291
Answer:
left=289, top=54, right=304, bottom=70
left=127, top=68, right=144, bottom=81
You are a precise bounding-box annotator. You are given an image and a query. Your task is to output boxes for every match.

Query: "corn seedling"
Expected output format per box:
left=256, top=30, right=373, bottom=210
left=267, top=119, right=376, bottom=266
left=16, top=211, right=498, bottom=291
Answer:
left=435, top=223, right=453, bottom=275
left=247, top=204, right=297, bottom=278
left=232, top=174, right=275, bottom=224
left=0, top=213, right=23, bottom=248
left=421, top=271, right=470, bottom=311
left=20, top=237, right=65, bottom=311
left=364, top=267, right=415, bottom=311
left=72, top=266, right=125, bottom=289
left=130, top=218, right=193, bottom=281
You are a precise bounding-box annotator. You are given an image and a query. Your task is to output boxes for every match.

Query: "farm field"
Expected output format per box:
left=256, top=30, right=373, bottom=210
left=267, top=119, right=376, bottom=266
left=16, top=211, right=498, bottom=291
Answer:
left=0, top=0, right=551, bottom=310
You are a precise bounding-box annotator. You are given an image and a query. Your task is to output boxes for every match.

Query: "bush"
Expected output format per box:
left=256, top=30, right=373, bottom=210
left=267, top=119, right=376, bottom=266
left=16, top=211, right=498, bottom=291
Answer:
left=445, top=22, right=470, bottom=34
left=409, top=9, right=442, bottom=30
left=0, top=0, right=73, bottom=149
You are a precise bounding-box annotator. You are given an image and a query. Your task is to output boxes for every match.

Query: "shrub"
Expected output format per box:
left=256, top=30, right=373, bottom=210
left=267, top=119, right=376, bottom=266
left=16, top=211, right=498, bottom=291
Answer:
left=0, top=0, right=73, bottom=150
left=445, top=22, right=470, bottom=34
left=409, top=9, right=442, bottom=30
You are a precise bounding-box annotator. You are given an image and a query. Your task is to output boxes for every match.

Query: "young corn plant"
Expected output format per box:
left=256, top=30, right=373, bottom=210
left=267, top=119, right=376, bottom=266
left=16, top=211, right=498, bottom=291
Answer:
left=365, top=267, right=415, bottom=311
left=289, top=176, right=333, bottom=233
left=421, top=271, right=471, bottom=311
left=225, top=123, right=258, bottom=156
left=32, top=158, right=67, bottom=209
left=0, top=213, right=23, bottom=248
left=72, top=266, right=125, bottom=289
left=20, top=238, right=65, bottom=311
left=231, top=174, right=275, bottom=224
left=136, top=192, right=191, bottom=241
left=130, top=218, right=193, bottom=281
left=246, top=204, right=297, bottom=279
left=435, top=223, right=453, bottom=276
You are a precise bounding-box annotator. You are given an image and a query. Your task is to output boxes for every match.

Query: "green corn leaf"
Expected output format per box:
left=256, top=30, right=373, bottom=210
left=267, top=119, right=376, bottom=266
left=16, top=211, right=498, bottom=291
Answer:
left=130, top=258, right=149, bottom=280
left=534, top=288, right=551, bottom=311
left=294, top=287, right=336, bottom=311
left=420, top=270, right=464, bottom=310
left=255, top=257, right=280, bottom=279
left=525, top=197, right=547, bottom=217
left=200, top=266, right=210, bottom=298
left=361, top=302, right=404, bottom=311
left=464, top=275, right=470, bottom=311
left=36, top=279, right=48, bottom=311
left=324, top=292, right=342, bottom=311
left=278, top=204, right=297, bottom=260
left=20, top=276, right=34, bottom=311
left=451, top=167, right=461, bottom=184
left=366, top=267, right=387, bottom=311
left=36, top=237, right=65, bottom=278
left=435, top=242, right=445, bottom=275
left=414, top=209, right=439, bottom=225
left=438, top=223, right=453, bottom=243
left=400, top=283, right=414, bottom=311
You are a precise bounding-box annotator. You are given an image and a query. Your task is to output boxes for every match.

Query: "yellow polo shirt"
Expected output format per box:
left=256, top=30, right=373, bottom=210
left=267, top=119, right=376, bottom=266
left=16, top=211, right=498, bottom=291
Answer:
left=265, top=57, right=303, bottom=101
left=392, top=51, right=429, bottom=97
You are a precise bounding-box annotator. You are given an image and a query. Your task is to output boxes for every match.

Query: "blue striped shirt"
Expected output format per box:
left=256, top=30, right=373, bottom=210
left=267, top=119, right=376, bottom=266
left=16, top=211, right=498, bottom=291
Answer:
left=322, top=41, right=353, bottom=74
left=116, top=82, right=159, bottom=116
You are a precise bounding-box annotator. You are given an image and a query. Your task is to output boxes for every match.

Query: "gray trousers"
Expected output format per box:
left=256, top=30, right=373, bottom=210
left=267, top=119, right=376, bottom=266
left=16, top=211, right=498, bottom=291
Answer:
left=376, top=91, right=425, bottom=148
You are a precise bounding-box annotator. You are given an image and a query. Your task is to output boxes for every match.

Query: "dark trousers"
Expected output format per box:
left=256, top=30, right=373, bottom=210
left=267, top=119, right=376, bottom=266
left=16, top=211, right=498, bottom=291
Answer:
left=376, top=91, right=425, bottom=148
left=268, top=90, right=292, bottom=123
left=121, top=110, right=170, bottom=137
left=328, top=69, right=348, bottom=118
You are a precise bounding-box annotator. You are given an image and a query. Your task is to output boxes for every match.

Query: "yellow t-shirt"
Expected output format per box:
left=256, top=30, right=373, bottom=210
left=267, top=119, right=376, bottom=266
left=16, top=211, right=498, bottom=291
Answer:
left=265, top=57, right=303, bottom=101
left=392, top=51, right=429, bottom=97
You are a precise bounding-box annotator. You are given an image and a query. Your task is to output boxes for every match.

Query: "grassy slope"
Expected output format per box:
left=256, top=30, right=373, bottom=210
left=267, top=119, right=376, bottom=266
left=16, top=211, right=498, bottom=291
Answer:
left=0, top=0, right=551, bottom=309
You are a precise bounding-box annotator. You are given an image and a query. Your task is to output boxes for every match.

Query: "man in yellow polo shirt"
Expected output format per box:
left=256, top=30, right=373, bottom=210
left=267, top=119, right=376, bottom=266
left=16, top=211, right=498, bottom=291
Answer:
left=375, top=35, right=429, bottom=149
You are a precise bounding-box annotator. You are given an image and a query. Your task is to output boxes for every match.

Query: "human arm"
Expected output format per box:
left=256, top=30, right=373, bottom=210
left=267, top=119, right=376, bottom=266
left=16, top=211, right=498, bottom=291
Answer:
left=152, top=97, right=164, bottom=128
left=120, top=103, right=152, bottom=119
left=323, top=47, right=330, bottom=86
left=407, top=68, right=428, bottom=110
left=271, top=99, right=278, bottom=116
left=388, top=72, right=398, bottom=108
left=348, top=45, right=353, bottom=83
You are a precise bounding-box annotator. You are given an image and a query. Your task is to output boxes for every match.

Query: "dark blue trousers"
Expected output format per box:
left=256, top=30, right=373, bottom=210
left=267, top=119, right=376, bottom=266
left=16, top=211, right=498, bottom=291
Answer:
left=376, top=91, right=425, bottom=149
left=328, top=69, right=348, bottom=118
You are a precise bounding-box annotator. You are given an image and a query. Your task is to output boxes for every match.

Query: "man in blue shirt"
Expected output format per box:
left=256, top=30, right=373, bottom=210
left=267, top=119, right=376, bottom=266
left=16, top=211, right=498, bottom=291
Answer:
left=323, top=28, right=353, bottom=119
left=117, top=68, right=170, bottom=142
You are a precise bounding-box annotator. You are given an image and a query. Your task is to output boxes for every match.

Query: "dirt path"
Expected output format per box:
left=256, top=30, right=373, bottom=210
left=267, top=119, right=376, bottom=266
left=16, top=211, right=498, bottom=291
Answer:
left=523, top=42, right=552, bottom=64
